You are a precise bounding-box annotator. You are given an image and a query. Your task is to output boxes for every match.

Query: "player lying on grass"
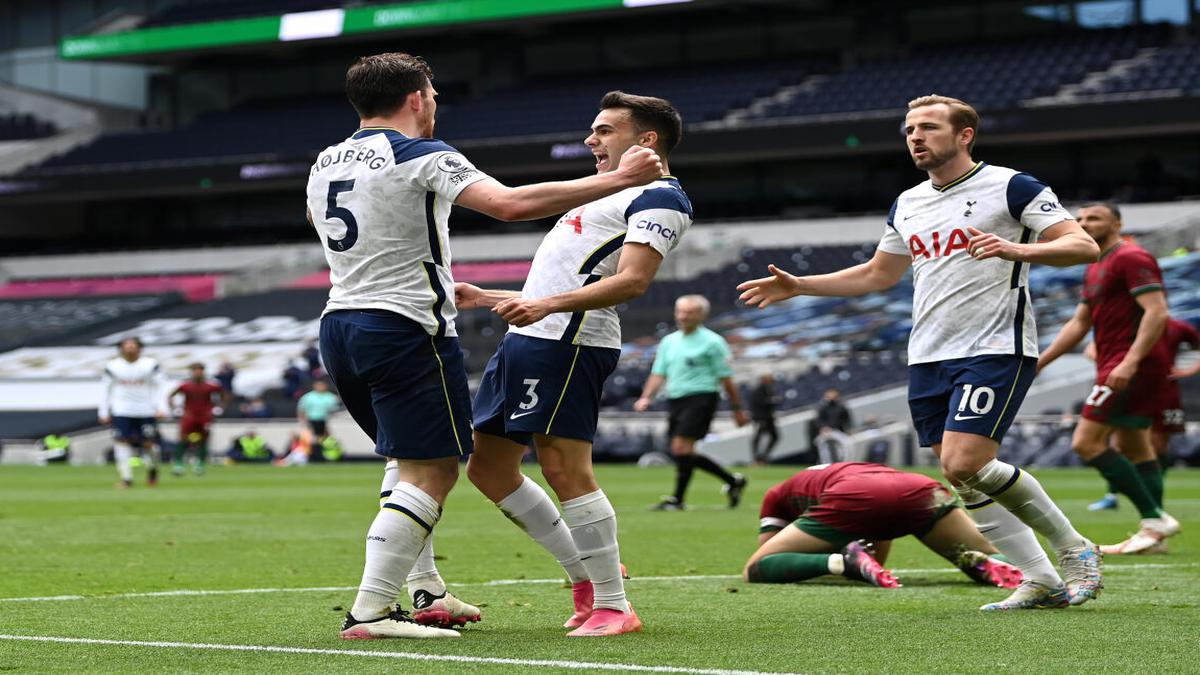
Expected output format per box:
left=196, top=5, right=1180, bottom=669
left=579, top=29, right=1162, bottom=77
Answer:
left=743, top=463, right=1023, bottom=596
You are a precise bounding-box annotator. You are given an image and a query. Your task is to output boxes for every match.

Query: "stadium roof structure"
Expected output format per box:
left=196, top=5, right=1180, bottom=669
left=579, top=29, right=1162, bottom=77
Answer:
left=60, top=0, right=698, bottom=62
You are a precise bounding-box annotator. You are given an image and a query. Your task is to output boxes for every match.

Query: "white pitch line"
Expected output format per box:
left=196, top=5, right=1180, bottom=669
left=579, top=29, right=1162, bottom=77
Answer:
left=1, top=563, right=1194, bottom=604
left=0, top=634, right=797, bottom=675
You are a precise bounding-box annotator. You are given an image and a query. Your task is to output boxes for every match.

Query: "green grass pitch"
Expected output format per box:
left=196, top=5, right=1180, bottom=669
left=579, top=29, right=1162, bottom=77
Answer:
left=0, top=463, right=1196, bottom=673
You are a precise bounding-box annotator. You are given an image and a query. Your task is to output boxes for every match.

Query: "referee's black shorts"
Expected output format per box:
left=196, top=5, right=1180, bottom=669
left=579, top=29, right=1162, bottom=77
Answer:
left=667, top=392, right=719, bottom=440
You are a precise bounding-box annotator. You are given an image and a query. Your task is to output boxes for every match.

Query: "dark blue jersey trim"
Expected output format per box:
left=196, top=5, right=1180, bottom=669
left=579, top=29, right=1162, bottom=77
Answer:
left=1006, top=172, right=1048, bottom=221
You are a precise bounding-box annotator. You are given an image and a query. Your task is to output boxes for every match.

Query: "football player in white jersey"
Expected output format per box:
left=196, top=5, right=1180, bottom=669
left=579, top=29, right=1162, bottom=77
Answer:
left=455, top=92, right=690, bottom=636
left=307, top=54, right=662, bottom=640
left=98, top=337, right=168, bottom=489
left=738, top=95, right=1105, bottom=610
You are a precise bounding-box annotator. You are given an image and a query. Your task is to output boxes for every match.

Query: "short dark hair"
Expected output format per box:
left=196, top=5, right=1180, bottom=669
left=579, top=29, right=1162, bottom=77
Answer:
left=600, top=91, right=682, bottom=157
left=188, top=362, right=204, bottom=370
left=119, top=336, right=142, bottom=349
left=345, top=52, right=433, bottom=119
left=908, top=94, right=981, bottom=153
left=1082, top=201, right=1122, bottom=219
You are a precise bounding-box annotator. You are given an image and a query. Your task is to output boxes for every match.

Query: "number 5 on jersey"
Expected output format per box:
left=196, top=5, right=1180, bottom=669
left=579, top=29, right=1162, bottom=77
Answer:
left=325, top=180, right=358, bottom=252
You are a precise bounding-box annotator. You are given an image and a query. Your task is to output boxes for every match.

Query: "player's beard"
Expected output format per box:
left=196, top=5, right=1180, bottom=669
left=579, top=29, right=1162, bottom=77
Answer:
left=911, top=145, right=956, bottom=171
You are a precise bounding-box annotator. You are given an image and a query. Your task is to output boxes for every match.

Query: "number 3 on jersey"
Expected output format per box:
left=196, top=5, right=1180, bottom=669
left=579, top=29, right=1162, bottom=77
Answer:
left=325, top=180, right=358, bottom=252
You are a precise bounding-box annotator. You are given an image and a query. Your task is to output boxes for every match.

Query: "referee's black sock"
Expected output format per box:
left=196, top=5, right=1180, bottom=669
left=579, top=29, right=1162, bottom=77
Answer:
left=673, top=454, right=695, bottom=502
left=692, top=454, right=736, bottom=485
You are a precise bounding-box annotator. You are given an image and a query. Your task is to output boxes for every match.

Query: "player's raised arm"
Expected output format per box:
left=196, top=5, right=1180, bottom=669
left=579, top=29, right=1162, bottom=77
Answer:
left=738, top=249, right=911, bottom=308
left=1037, top=302, right=1094, bottom=373
left=454, top=145, right=662, bottom=222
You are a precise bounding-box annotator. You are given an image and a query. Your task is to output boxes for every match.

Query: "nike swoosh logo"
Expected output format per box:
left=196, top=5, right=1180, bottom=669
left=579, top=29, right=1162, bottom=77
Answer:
left=509, top=410, right=538, bottom=420
left=954, top=414, right=982, bottom=421
left=904, top=214, right=917, bottom=220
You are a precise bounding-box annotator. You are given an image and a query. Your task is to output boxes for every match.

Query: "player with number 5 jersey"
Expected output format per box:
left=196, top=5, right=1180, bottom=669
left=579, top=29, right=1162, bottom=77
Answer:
left=1039, top=203, right=1182, bottom=555
left=738, top=94, right=1104, bottom=610
left=307, top=53, right=663, bottom=641
left=457, top=91, right=690, bottom=637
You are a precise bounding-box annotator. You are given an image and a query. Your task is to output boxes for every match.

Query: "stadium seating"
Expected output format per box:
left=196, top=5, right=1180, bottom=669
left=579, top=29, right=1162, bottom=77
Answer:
left=20, top=27, right=1188, bottom=173
left=745, top=29, right=1151, bottom=119
left=27, top=59, right=810, bottom=172
left=1078, top=40, right=1200, bottom=95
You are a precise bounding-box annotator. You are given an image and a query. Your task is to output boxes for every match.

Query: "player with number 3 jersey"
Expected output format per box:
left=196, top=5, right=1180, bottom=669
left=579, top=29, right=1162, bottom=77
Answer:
left=458, top=91, right=690, bottom=637
left=738, top=94, right=1103, bottom=610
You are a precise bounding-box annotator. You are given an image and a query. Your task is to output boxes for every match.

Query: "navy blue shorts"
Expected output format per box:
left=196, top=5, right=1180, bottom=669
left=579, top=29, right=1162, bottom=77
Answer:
left=908, top=355, right=1037, bottom=447
left=473, top=333, right=620, bottom=445
left=111, top=417, right=157, bottom=445
left=319, top=309, right=473, bottom=460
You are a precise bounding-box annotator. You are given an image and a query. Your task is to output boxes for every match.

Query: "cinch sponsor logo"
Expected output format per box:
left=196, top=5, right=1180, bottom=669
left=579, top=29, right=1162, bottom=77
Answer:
left=909, top=228, right=970, bottom=259
left=635, top=219, right=677, bottom=241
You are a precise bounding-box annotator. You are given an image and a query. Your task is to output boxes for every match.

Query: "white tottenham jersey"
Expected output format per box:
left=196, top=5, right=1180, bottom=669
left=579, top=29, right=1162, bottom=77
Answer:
left=100, top=356, right=168, bottom=418
left=306, top=127, right=490, bottom=337
left=511, top=176, right=692, bottom=349
left=877, top=162, right=1072, bottom=364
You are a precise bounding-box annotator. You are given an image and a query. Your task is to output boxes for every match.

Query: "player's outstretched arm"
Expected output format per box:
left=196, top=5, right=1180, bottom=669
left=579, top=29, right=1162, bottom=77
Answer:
left=454, top=282, right=520, bottom=310
left=967, top=220, right=1098, bottom=267
left=1036, top=302, right=1092, bottom=373
left=493, top=243, right=662, bottom=327
left=737, top=249, right=910, bottom=308
left=455, top=146, right=661, bottom=222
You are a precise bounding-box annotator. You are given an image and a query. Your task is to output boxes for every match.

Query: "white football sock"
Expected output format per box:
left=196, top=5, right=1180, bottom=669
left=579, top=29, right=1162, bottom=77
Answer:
left=956, top=486, right=1061, bottom=586
left=407, top=537, right=447, bottom=597
left=963, top=459, right=1086, bottom=552
left=561, top=489, right=626, bottom=612
left=114, top=442, right=133, bottom=482
left=378, top=460, right=399, bottom=506
left=497, top=476, right=588, bottom=584
left=350, top=482, right=439, bottom=620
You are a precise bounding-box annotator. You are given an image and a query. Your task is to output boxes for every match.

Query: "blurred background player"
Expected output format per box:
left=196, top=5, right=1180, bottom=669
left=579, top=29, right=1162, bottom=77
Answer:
left=749, top=374, right=780, bottom=466
left=1087, top=316, right=1199, bottom=517
left=311, top=52, right=662, bottom=640
left=461, top=91, right=690, bottom=637
left=169, top=362, right=228, bottom=476
left=808, top=387, right=852, bottom=461
left=635, top=294, right=749, bottom=510
left=1038, top=203, right=1182, bottom=554
left=745, top=462, right=1022, bottom=594
left=738, top=94, right=1102, bottom=610
left=296, top=379, right=341, bottom=452
left=99, top=337, right=168, bottom=489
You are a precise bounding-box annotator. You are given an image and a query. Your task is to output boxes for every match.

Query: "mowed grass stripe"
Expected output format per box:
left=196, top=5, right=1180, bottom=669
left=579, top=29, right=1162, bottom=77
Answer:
left=0, top=634, right=798, bottom=675
left=2, top=562, right=1195, bottom=603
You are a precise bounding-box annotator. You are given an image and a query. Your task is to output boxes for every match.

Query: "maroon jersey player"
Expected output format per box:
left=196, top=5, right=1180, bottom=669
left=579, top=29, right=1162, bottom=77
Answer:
left=1039, top=203, right=1180, bottom=554
left=169, top=362, right=228, bottom=475
left=745, top=462, right=1021, bottom=590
